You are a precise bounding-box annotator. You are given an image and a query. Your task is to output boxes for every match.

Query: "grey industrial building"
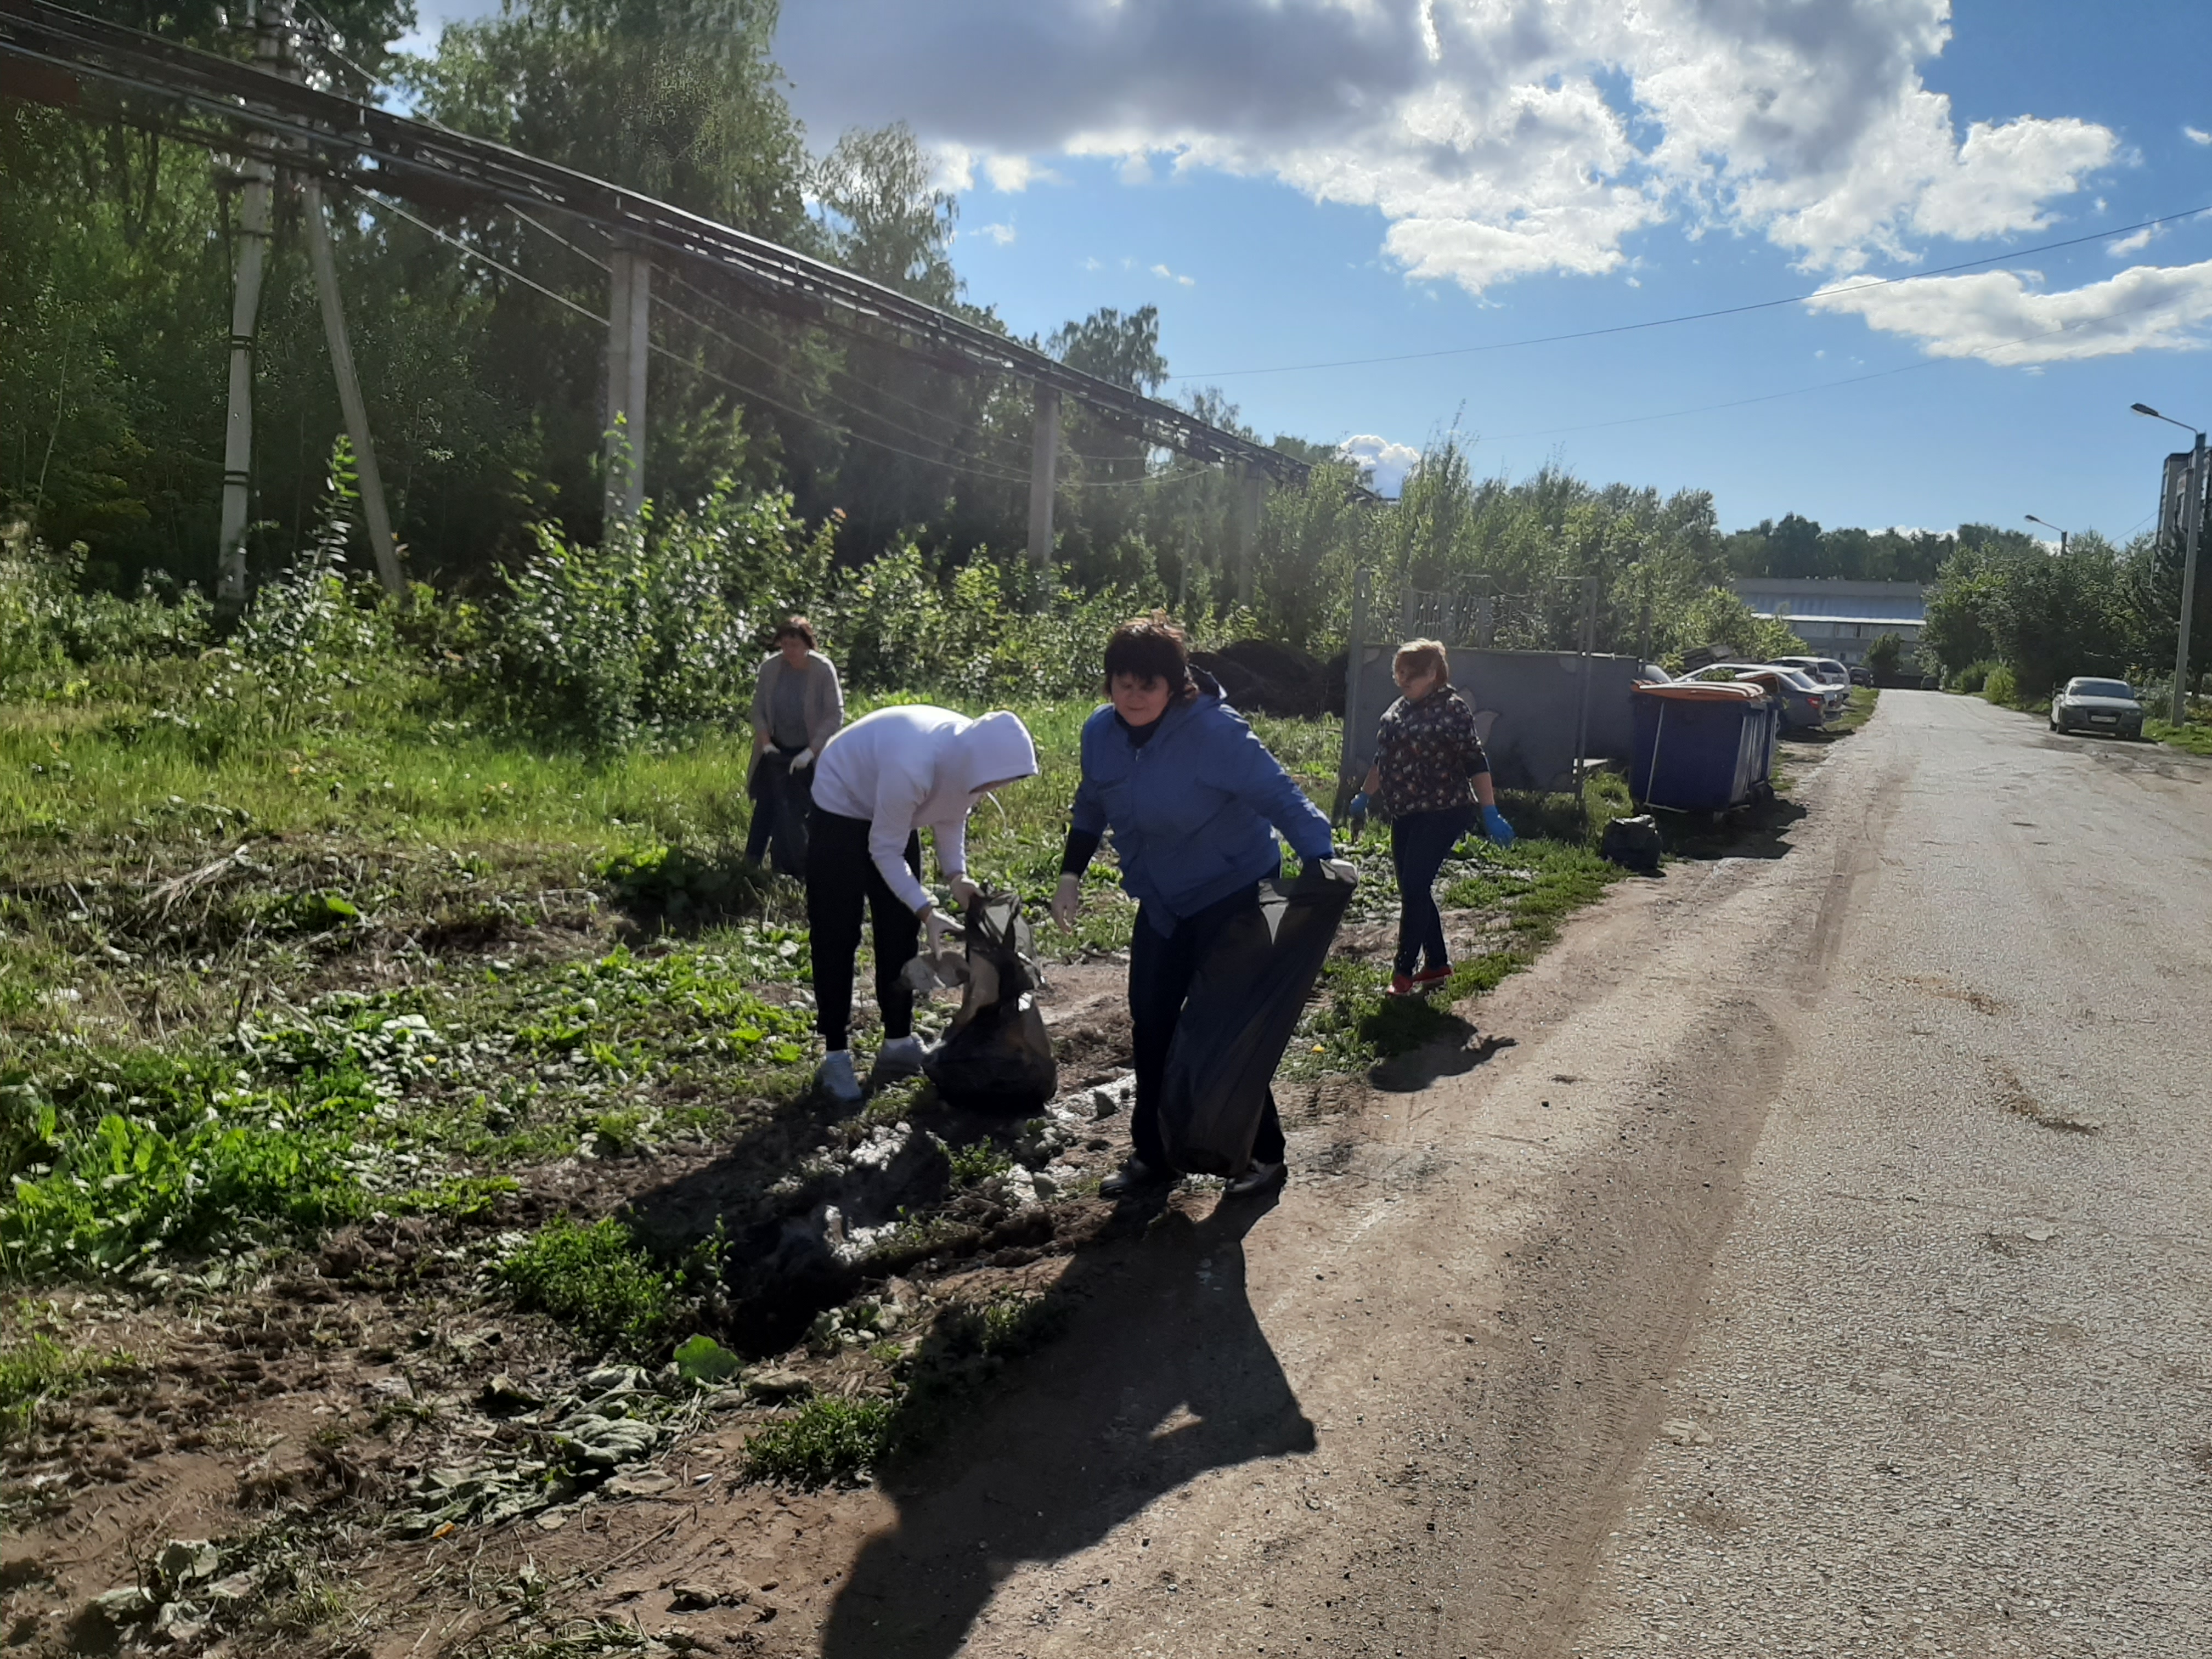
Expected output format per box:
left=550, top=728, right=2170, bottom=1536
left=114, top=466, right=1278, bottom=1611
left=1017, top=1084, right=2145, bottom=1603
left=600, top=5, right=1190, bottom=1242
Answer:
left=1731, top=578, right=1927, bottom=668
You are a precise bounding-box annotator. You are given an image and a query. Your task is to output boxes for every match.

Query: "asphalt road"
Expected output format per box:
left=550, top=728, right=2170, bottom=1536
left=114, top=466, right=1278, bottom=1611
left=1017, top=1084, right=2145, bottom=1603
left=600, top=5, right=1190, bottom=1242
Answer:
left=819, top=691, right=2212, bottom=1659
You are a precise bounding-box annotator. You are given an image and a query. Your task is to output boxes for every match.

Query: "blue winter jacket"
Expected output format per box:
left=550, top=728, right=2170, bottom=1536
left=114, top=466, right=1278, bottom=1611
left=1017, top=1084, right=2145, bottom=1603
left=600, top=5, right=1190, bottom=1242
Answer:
left=1070, top=674, right=1334, bottom=935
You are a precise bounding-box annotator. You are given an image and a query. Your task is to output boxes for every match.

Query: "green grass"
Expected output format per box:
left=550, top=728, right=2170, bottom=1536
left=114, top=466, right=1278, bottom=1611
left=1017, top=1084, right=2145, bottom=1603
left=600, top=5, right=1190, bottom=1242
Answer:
left=1835, top=685, right=1880, bottom=731
left=495, top=1217, right=681, bottom=1356
left=2146, top=717, right=2212, bottom=755
left=0, top=1331, right=114, bottom=1441
left=741, top=1396, right=895, bottom=1486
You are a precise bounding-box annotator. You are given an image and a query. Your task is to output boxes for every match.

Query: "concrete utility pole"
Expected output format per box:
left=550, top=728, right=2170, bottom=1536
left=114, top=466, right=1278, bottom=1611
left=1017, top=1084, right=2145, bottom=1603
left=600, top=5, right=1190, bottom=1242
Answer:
left=2134, top=404, right=2205, bottom=724
left=1237, top=468, right=1265, bottom=611
left=1336, top=565, right=1371, bottom=817
left=2177, top=432, right=2205, bottom=725
left=301, top=178, right=404, bottom=596
left=1026, top=385, right=1059, bottom=589
left=604, top=243, right=650, bottom=525
left=216, top=0, right=287, bottom=617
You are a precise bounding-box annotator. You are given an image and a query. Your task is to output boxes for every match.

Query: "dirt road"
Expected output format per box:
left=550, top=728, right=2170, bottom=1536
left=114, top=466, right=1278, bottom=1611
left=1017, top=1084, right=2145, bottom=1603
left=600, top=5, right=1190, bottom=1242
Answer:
left=802, top=691, right=2212, bottom=1657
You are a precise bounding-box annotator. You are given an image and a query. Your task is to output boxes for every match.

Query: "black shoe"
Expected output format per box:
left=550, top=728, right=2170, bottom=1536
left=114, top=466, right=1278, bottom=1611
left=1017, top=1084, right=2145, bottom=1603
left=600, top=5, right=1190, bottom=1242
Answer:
left=1099, top=1159, right=1166, bottom=1196
left=1224, top=1160, right=1286, bottom=1198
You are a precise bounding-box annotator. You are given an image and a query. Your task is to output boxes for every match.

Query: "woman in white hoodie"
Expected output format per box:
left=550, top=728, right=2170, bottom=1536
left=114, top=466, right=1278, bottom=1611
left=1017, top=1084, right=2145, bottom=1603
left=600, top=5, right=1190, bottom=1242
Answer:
left=806, top=705, right=1039, bottom=1104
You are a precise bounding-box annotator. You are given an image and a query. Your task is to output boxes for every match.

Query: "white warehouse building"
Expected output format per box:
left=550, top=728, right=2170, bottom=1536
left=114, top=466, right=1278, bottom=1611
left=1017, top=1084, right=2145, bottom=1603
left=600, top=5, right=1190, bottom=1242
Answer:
left=1731, top=578, right=1927, bottom=668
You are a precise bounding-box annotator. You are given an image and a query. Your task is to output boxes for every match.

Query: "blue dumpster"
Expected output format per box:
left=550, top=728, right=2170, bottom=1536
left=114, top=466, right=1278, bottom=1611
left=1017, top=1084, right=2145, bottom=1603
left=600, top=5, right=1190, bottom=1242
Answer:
left=1630, top=682, right=1775, bottom=813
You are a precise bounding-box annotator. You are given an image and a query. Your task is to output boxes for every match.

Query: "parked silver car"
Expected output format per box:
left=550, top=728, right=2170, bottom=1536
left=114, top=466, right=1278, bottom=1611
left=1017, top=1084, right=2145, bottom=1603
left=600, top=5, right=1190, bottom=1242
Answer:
left=2050, top=676, right=2145, bottom=738
left=1770, top=656, right=1852, bottom=713
left=1684, top=663, right=1829, bottom=729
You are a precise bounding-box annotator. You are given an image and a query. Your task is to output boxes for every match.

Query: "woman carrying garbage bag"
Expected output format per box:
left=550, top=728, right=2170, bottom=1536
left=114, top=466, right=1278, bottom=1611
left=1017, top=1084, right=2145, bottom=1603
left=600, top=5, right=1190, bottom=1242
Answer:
left=1053, top=614, right=1341, bottom=1199
left=806, top=704, right=1039, bottom=1107
left=746, top=616, right=844, bottom=874
left=1346, top=639, right=1515, bottom=996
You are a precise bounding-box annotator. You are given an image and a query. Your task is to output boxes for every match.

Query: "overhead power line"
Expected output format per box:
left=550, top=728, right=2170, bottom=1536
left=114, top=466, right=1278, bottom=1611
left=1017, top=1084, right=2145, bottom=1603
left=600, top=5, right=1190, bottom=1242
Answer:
left=1169, top=205, right=2212, bottom=382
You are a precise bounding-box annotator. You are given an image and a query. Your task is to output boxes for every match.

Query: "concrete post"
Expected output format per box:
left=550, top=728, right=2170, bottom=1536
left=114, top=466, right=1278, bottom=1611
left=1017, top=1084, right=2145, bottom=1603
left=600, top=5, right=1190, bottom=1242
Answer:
left=302, top=179, right=404, bottom=596
left=605, top=245, right=650, bottom=525
left=216, top=0, right=287, bottom=616
left=1336, top=565, right=1371, bottom=816
left=2174, top=432, right=2205, bottom=725
left=1237, top=469, right=1264, bottom=612
left=1027, top=385, right=1060, bottom=588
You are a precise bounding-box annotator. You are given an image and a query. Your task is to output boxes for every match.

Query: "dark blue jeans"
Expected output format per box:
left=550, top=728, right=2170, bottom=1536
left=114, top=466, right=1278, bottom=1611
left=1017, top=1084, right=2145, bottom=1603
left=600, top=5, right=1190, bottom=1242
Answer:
left=1390, top=804, right=1475, bottom=975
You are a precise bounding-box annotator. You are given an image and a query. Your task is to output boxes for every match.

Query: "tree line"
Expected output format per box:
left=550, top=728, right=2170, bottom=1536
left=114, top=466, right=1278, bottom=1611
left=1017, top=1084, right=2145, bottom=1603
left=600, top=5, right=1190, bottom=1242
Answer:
left=21, top=0, right=2174, bottom=721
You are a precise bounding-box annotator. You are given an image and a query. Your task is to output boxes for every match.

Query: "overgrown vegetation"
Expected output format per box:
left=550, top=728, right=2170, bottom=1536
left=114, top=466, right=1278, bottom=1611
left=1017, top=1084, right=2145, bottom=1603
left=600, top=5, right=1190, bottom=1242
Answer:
left=1922, top=522, right=2206, bottom=707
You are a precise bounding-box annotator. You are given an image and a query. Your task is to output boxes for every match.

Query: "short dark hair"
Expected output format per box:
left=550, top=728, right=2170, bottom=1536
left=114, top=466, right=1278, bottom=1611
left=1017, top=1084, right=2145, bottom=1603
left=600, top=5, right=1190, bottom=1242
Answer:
left=772, top=614, right=815, bottom=648
left=1103, top=612, right=1191, bottom=691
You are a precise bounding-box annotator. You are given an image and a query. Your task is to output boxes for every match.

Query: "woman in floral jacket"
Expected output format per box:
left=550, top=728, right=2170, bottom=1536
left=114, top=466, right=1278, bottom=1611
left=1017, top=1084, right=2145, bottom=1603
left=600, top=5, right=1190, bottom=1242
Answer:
left=1349, top=640, right=1515, bottom=995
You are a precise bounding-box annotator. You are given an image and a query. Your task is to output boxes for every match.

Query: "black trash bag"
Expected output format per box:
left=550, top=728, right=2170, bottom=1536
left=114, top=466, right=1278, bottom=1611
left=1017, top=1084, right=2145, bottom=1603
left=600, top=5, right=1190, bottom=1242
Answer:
left=1600, top=812, right=1664, bottom=874
left=1158, top=866, right=1357, bottom=1176
left=923, top=891, right=1057, bottom=1115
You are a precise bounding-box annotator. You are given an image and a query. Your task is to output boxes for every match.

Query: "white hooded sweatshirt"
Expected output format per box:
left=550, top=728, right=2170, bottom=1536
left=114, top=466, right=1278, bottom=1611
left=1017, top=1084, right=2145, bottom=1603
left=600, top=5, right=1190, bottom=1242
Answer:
left=810, top=706, right=1039, bottom=913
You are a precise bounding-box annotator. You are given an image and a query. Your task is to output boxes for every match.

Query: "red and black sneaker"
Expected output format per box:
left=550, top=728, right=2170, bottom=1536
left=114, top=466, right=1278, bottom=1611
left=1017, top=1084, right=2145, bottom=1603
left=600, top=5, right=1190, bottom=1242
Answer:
left=1388, top=972, right=1416, bottom=996
left=1412, top=965, right=1454, bottom=989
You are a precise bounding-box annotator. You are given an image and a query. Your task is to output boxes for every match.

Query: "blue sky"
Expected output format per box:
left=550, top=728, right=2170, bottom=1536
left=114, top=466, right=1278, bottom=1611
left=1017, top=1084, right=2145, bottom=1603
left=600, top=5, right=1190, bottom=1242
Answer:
left=414, top=1, right=2212, bottom=538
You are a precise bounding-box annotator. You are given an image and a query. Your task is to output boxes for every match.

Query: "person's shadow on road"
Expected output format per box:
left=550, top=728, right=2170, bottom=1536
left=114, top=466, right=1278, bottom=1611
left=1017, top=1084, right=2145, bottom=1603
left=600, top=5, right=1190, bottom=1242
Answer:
left=820, top=1194, right=1314, bottom=1657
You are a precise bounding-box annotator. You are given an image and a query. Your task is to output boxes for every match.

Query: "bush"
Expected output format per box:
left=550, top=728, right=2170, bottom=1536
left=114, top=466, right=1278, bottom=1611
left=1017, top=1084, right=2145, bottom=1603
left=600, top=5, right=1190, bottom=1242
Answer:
left=497, top=1217, right=675, bottom=1354
left=1952, top=660, right=1995, bottom=694
left=487, top=482, right=833, bottom=750
left=1982, top=664, right=2018, bottom=706
left=741, top=1396, right=894, bottom=1487
left=1866, top=633, right=1904, bottom=677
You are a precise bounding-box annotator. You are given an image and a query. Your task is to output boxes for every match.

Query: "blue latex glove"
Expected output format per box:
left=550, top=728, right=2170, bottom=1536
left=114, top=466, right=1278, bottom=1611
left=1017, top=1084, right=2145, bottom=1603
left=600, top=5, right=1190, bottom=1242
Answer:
left=1481, top=804, right=1516, bottom=847
left=1347, top=792, right=1370, bottom=819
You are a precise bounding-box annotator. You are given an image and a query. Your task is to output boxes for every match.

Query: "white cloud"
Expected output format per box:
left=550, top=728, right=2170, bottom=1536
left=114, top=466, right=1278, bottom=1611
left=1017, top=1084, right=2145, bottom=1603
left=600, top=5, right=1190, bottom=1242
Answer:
left=1339, top=435, right=1421, bottom=496
left=1150, top=262, right=1197, bottom=287
left=1807, top=261, right=2212, bottom=364
left=972, top=222, right=1018, bottom=246
left=2188, top=126, right=2212, bottom=146
left=776, top=1, right=2120, bottom=295
left=2107, top=225, right=2158, bottom=257
left=983, top=153, right=1062, bottom=192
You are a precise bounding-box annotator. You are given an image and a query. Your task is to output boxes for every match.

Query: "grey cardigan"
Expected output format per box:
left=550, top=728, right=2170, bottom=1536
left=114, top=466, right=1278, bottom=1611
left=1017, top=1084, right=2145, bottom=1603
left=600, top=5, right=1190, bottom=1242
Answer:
left=749, top=650, right=844, bottom=753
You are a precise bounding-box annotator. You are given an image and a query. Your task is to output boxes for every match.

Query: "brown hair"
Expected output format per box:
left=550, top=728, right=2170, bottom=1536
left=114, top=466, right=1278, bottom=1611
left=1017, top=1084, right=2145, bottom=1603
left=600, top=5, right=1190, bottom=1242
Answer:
left=1393, top=638, right=1450, bottom=687
left=773, top=614, right=816, bottom=649
left=1103, top=611, right=1195, bottom=695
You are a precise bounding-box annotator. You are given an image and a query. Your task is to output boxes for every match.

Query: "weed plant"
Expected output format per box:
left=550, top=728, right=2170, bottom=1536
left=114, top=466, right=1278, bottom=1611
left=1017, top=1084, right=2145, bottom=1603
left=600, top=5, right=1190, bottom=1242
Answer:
left=496, top=1217, right=681, bottom=1356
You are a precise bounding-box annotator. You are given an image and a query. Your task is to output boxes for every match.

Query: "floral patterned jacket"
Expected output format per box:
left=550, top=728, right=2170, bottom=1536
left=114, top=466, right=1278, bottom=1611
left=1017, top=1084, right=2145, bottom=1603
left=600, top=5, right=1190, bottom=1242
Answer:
left=1374, top=687, right=1490, bottom=817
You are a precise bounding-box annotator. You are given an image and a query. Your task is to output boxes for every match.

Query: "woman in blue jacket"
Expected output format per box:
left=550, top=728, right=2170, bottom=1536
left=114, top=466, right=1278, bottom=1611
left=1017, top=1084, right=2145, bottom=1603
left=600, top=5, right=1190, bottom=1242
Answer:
left=1053, top=614, right=1338, bottom=1198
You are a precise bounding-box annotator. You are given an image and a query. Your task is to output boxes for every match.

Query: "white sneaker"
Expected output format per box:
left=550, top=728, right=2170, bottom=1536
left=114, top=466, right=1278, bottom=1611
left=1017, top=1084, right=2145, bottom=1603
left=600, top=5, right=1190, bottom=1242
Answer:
left=868, top=1034, right=928, bottom=1087
left=816, top=1049, right=863, bottom=1107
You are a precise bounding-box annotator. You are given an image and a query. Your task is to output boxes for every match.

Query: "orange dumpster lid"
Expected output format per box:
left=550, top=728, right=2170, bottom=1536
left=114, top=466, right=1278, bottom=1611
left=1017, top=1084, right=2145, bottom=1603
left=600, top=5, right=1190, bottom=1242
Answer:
left=1633, top=679, right=1768, bottom=702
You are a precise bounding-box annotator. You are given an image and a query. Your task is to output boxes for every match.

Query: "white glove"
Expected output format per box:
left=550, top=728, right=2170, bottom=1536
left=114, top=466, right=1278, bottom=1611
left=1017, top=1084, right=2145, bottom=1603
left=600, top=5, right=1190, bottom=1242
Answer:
left=921, top=905, right=959, bottom=956
left=1051, top=872, right=1082, bottom=931
left=947, top=874, right=981, bottom=911
left=789, top=746, right=814, bottom=770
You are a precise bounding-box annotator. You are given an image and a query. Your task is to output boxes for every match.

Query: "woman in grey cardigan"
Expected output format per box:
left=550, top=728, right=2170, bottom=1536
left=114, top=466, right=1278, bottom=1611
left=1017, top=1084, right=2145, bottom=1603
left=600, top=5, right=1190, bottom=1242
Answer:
left=746, top=616, right=844, bottom=872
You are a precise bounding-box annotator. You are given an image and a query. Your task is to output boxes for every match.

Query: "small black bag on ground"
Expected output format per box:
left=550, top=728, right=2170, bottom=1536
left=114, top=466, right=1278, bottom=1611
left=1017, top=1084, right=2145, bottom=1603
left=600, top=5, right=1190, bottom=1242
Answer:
left=1158, top=866, right=1357, bottom=1176
left=1600, top=812, right=1663, bottom=874
left=923, top=891, right=1057, bottom=1115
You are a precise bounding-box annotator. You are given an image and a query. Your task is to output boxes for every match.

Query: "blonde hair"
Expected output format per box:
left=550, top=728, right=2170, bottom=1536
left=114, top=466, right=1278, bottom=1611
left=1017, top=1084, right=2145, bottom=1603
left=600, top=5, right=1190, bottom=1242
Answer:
left=1393, top=639, right=1451, bottom=687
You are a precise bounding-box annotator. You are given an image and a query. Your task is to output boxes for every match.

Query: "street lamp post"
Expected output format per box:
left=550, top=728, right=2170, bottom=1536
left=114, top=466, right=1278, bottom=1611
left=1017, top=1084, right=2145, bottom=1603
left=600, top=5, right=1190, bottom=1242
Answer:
left=2134, top=403, right=2206, bottom=725
left=2024, top=514, right=2069, bottom=555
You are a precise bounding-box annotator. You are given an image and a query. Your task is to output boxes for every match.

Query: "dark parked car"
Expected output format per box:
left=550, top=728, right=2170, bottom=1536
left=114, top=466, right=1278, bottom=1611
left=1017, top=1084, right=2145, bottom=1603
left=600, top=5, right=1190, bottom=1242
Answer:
left=2050, top=676, right=2145, bottom=738
left=1848, top=665, right=1874, bottom=687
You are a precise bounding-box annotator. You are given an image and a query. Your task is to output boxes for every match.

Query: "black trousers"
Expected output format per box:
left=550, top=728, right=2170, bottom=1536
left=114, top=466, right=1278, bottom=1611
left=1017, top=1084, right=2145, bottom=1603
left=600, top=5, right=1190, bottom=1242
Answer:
left=805, top=808, right=921, bottom=1052
left=744, top=746, right=811, bottom=873
left=1390, top=803, right=1475, bottom=974
left=1129, top=883, right=1287, bottom=1170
